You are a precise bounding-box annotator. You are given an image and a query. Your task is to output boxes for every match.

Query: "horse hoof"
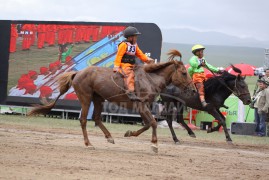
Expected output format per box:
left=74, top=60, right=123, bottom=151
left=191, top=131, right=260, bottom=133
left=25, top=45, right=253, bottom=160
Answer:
left=227, top=141, right=233, bottom=145
left=107, top=137, right=115, bottom=144
left=207, top=128, right=212, bottom=133
left=174, top=141, right=180, bottom=145
left=189, top=134, right=196, bottom=138
left=151, top=144, right=158, bottom=153
left=124, top=130, right=132, bottom=137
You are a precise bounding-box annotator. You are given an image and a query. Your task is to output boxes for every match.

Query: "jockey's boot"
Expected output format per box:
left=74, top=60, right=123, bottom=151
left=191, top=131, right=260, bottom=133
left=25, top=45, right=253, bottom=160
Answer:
left=126, top=91, right=142, bottom=102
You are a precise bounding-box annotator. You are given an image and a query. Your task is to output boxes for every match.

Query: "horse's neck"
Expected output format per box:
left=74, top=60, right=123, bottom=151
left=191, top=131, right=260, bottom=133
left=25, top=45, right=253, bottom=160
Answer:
left=206, top=80, right=233, bottom=104
left=154, top=64, right=175, bottom=84
left=147, top=64, right=175, bottom=92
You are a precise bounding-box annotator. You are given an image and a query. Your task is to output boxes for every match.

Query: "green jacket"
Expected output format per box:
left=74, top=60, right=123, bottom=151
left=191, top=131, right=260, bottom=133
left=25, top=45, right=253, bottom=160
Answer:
left=188, top=56, right=219, bottom=77
left=61, top=46, right=73, bottom=63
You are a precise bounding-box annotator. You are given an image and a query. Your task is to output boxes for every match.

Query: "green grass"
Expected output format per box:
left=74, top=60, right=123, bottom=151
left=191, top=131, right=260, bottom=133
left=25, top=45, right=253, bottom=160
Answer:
left=1, top=114, right=268, bottom=146
left=8, top=39, right=92, bottom=91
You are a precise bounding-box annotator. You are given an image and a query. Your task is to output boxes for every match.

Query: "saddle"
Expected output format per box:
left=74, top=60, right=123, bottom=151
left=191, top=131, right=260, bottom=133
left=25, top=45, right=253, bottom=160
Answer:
left=112, top=66, right=153, bottom=102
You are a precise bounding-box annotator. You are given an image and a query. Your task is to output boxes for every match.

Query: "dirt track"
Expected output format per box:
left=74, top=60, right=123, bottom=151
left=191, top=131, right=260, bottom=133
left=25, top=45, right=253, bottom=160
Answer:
left=0, top=124, right=269, bottom=180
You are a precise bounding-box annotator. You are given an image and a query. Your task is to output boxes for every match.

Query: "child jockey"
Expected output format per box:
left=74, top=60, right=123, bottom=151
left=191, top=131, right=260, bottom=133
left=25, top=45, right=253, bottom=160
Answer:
left=113, top=26, right=154, bottom=101
left=188, top=44, right=223, bottom=107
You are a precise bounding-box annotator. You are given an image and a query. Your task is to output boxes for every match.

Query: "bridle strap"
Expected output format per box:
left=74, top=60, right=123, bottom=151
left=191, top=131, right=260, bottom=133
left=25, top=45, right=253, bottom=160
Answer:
left=206, top=66, right=250, bottom=98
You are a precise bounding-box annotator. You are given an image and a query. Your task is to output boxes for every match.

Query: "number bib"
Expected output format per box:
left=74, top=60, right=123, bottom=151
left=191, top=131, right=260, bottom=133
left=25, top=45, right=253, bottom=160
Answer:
left=126, top=42, right=137, bottom=55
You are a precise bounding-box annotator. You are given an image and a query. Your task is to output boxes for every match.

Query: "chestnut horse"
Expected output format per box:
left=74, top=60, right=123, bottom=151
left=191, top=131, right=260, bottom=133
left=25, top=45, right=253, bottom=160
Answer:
left=28, top=50, right=196, bottom=153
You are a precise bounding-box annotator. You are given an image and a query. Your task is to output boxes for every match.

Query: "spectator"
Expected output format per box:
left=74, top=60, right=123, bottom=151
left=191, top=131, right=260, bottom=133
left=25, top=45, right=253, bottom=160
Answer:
left=22, top=82, right=38, bottom=97
left=40, top=67, right=49, bottom=75
left=64, top=93, right=78, bottom=100
left=21, top=24, right=33, bottom=50
left=10, top=24, right=18, bottom=53
left=40, top=86, right=53, bottom=98
left=28, top=70, right=38, bottom=80
left=37, top=24, right=46, bottom=49
left=261, top=68, right=269, bottom=82
left=255, top=79, right=269, bottom=137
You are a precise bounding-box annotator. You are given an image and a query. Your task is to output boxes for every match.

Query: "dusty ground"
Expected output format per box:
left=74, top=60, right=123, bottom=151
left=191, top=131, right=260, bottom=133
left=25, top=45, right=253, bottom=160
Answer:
left=0, top=123, right=269, bottom=180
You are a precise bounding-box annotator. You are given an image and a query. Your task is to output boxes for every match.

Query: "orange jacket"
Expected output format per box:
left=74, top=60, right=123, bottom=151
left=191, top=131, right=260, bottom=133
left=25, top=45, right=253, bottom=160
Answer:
left=114, top=42, right=148, bottom=68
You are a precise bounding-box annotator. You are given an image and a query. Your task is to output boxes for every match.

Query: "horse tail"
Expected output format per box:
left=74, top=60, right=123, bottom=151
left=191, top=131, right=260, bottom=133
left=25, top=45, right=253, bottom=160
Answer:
left=27, top=71, right=77, bottom=116
left=167, top=49, right=182, bottom=61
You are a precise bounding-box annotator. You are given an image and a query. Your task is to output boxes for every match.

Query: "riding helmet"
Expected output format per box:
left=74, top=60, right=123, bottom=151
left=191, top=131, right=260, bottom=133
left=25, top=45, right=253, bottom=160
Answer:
left=192, top=44, right=205, bottom=54
left=123, top=26, right=141, bottom=38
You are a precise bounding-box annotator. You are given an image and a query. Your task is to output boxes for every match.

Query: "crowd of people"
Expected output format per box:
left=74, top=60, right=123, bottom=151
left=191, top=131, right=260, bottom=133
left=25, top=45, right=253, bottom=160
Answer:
left=9, top=52, right=77, bottom=100
left=9, top=24, right=126, bottom=100
left=9, top=24, right=125, bottom=52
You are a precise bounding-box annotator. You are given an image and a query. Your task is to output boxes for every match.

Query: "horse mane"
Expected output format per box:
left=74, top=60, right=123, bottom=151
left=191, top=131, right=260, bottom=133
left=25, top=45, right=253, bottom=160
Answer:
left=144, top=49, right=183, bottom=73
left=144, top=61, right=174, bottom=73
left=204, top=71, right=236, bottom=95
left=167, top=49, right=182, bottom=61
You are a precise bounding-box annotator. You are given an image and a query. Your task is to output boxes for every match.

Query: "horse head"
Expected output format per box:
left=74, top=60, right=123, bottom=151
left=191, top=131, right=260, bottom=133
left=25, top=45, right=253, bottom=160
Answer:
left=168, top=50, right=196, bottom=93
left=224, top=64, right=251, bottom=105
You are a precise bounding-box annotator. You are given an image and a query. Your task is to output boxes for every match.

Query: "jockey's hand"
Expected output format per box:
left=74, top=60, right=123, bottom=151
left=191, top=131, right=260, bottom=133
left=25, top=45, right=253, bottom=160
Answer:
left=217, top=70, right=224, bottom=74
left=147, top=58, right=155, bottom=64
left=217, top=67, right=225, bottom=74
left=201, top=61, right=206, bottom=67
left=113, top=67, right=119, bottom=72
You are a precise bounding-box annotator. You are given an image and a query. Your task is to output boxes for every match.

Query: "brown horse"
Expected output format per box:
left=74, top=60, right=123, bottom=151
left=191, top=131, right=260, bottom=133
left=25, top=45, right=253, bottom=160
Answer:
left=28, top=50, right=196, bottom=153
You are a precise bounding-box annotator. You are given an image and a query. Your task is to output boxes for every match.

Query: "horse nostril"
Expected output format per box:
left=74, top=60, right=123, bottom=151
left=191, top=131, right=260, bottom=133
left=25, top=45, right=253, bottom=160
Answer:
left=192, top=90, right=196, bottom=93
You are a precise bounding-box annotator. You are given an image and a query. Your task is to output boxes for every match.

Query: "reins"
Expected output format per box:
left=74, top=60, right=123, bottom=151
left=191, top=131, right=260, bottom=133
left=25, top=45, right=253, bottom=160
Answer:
left=206, top=66, right=250, bottom=98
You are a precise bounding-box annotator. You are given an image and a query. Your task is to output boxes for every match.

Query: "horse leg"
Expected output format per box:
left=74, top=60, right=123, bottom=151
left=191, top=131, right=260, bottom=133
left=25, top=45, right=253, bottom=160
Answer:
left=177, top=106, right=196, bottom=138
left=92, top=93, right=114, bottom=144
left=165, top=102, right=180, bottom=144
left=207, top=109, right=225, bottom=133
left=216, top=109, right=232, bottom=143
left=166, top=113, right=180, bottom=144
left=74, top=87, right=94, bottom=148
left=208, top=109, right=232, bottom=143
left=124, top=103, right=158, bottom=153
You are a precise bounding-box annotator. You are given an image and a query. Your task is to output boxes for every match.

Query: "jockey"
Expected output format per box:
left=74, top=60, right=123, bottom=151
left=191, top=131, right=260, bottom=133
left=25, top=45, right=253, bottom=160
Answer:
left=188, top=44, right=223, bottom=107
left=113, top=26, right=154, bottom=101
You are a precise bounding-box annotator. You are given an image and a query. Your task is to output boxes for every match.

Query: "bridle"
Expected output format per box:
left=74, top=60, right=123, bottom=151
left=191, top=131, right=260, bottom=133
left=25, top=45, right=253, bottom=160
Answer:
left=208, top=68, right=250, bottom=99
left=172, top=60, right=194, bottom=89
left=224, top=76, right=250, bottom=98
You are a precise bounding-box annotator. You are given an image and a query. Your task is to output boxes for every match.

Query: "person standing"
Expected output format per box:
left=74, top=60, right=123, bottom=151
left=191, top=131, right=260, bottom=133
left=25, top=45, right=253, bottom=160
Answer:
left=10, top=24, right=18, bottom=53
left=255, top=79, right=269, bottom=136
left=37, top=24, right=46, bottom=49
left=46, top=24, right=57, bottom=46
left=21, top=24, right=33, bottom=50
left=261, top=68, right=269, bottom=82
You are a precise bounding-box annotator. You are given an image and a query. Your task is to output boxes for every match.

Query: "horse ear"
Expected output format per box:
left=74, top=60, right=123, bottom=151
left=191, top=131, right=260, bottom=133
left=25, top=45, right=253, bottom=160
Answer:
left=237, top=74, right=245, bottom=80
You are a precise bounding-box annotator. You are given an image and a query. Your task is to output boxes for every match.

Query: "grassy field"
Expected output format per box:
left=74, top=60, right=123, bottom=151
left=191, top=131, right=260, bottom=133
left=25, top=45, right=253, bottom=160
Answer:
left=0, top=114, right=268, bottom=145
left=8, top=38, right=92, bottom=91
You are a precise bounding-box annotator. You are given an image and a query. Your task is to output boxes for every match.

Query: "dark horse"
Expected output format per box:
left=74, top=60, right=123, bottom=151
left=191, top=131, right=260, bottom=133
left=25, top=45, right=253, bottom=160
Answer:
left=160, top=65, right=251, bottom=143
left=28, top=50, right=196, bottom=153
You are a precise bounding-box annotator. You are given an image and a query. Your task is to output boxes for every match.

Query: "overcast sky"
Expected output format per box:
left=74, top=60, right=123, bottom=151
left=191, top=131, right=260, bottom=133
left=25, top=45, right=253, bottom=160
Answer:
left=1, top=0, right=269, bottom=42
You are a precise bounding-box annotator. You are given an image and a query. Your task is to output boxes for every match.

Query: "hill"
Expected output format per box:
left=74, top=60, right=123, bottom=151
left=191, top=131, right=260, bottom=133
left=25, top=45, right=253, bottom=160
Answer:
left=160, top=42, right=265, bottom=67
left=161, top=28, right=269, bottom=48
